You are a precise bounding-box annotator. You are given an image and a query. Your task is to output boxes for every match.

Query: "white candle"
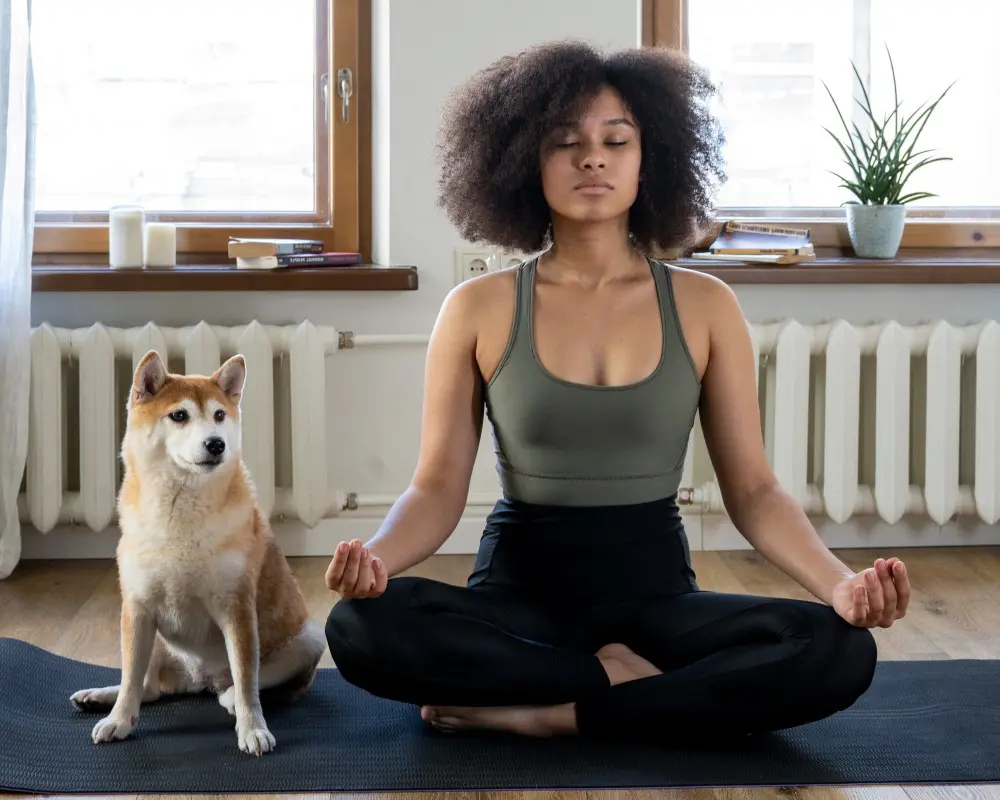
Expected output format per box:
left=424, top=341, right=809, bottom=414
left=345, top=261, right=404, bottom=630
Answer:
left=144, top=222, right=176, bottom=268
left=108, top=205, right=145, bottom=269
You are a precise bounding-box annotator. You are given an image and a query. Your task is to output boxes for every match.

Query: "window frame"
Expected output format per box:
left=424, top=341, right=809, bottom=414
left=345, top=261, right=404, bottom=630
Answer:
left=642, top=0, right=1000, bottom=251
left=31, top=0, right=371, bottom=261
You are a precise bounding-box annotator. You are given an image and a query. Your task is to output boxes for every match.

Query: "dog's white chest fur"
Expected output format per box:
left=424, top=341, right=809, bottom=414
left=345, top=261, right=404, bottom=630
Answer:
left=117, top=499, right=251, bottom=663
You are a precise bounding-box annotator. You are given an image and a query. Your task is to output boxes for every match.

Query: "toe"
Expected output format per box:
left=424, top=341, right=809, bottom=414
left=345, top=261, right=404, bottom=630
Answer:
left=431, top=717, right=461, bottom=733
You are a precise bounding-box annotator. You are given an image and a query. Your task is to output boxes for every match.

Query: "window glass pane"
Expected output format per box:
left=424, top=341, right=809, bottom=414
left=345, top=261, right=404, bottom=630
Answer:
left=688, top=0, right=995, bottom=213
left=31, top=0, right=317, bottom=215
left=868, top=0, right=1000, bottom=210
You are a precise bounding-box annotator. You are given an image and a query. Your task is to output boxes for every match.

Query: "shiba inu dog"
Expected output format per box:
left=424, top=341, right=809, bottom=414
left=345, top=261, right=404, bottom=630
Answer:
left=70, top=350, right=326, bottom=756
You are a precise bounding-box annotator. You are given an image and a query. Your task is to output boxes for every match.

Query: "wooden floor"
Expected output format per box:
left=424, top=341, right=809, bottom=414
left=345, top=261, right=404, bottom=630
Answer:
left=1, top=546, right=998, bottom=800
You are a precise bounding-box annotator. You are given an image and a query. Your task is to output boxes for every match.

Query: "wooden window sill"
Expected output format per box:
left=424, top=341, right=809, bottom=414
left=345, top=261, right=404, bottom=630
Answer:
left=31, top=263, right=418, bottom=292
left=675, top=255, right=1000, bottom=284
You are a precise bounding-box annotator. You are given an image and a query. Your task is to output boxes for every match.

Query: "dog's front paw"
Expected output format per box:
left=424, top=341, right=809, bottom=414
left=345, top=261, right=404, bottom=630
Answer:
left=91, top=714, right=135, bottom=744
left=71, top=685, right=120, bottom=711
left=237, top=718, right=275, bottom=756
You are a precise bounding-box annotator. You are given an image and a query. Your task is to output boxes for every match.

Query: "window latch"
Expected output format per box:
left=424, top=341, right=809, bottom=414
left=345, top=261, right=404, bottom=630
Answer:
left=337, top=67, right=353, bottom=123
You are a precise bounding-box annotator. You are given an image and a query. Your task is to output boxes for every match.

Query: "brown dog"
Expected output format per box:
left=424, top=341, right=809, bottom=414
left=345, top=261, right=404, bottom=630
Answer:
left=70, top=351, right=325, bottom=755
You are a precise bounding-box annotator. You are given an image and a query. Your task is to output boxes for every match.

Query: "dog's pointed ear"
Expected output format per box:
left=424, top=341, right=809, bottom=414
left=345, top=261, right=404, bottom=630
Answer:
left=212, top=355, right=246, bottom=404
left=132, top=350, right=168, bottom=405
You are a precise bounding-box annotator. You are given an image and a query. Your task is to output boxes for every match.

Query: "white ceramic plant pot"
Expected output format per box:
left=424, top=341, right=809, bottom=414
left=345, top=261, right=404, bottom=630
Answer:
left=845, top=204, right=907, bottom=258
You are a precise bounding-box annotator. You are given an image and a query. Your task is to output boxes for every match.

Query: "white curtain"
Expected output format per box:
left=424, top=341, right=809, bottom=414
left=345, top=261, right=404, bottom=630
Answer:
left=0, top=0, right=35, bottom=578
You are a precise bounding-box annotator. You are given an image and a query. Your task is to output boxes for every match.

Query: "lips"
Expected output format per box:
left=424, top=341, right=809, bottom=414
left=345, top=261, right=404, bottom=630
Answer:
left=575, top=179, right=612, bottom=190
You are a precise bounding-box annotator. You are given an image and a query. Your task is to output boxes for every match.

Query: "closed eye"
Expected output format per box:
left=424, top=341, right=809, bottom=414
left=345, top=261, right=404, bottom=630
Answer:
left=553, top=140, right=629, bottom=148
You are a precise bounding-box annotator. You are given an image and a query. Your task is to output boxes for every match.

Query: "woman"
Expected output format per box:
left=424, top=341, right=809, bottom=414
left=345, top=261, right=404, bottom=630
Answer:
left=323, top=41, right=910, bottom=742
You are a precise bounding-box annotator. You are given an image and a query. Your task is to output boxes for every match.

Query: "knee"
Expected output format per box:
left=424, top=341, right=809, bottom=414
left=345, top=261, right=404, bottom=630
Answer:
left=815, top=610, right=878, bottom=707
left=325, top=598, right=365, bottom=657
left=324, top=578, right=419, bottom=676
left=841, top=623, right=878, bottom=692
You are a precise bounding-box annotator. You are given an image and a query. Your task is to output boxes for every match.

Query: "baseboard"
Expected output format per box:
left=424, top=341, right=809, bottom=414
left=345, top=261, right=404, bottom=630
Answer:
left=16, top=506, right=1000, bottom=561
left=17, top=514, right=494, bottom=561
left=701, top=514, right=1000, bottom=550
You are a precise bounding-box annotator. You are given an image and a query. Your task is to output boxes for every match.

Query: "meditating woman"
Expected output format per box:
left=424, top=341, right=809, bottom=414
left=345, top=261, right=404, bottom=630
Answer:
left=323, top=40, right=910, bottom=742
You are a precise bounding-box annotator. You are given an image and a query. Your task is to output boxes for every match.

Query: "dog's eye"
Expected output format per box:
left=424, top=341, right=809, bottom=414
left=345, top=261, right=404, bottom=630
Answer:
left=168, top=409, right=188, bottom=423
left=214, top=409, right=226, bottom=423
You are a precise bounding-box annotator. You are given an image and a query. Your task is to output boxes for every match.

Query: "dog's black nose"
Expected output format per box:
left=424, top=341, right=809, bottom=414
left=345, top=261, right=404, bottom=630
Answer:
left=204, top=437, right=226, bottom=457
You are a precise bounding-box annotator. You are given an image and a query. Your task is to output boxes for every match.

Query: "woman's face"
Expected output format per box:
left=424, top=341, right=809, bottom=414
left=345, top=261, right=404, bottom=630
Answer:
left=539, top=85, right=642, bottom=226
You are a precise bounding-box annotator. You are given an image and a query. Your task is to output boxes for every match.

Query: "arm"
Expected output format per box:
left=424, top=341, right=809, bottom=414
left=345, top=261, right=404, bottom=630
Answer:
left=695, top=278, right=857, bottom=607
left=326, top=282, right=485, bottom=590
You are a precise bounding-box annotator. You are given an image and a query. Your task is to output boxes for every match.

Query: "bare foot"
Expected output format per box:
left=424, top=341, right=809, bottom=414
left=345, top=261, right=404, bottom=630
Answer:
left=418, top=644, right=659, bottom=737
left=420, top=703, right=577, bottom=737
left=595, top=643, right=662, bottom=685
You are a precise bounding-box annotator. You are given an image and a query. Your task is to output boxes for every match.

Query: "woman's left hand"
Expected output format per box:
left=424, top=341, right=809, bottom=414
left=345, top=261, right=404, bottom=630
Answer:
left=832, top=557, right=910, bottom=628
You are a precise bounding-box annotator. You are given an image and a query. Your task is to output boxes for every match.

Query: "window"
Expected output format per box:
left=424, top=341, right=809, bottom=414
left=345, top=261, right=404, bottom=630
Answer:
left=645, top=0, right=1000, bottom=248
left=31, top=0, right=368, bottom=259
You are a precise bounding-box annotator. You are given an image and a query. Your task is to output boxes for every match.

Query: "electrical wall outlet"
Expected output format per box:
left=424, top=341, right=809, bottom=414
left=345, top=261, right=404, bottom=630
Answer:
left=495, top=250, right=527, bottom=271
left=454, top=248, right=493, bottom=284
left=454, top=247, right=533, bottom=284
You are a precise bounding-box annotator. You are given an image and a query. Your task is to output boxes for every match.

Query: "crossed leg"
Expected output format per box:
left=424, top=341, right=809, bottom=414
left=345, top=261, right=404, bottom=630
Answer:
left=384, top=590, right=878, bottom=740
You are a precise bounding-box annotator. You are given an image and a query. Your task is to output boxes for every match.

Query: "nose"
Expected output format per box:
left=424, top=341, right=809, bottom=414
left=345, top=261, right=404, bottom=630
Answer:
left=204, top=437, right=226, bottom=457
left=579, top=144, right=607, bottom=171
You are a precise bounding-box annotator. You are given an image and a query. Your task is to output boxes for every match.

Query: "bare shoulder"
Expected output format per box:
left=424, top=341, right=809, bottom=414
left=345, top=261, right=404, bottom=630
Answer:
left=660, top=263, right=746, bottom=378
left=666, top=263, right=739, bottom=314
left=438, top=266, right=519, bottom=382
left=449, top=267, right=517, bottom=312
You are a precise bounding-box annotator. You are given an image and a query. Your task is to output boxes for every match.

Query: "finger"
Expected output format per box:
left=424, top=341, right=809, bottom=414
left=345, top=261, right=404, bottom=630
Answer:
left=354, top=550, right=374, bottom=595
left=362, top=550, right=379, bottom=593
left=372, top=556, right=389, bottom=594
left=341, top=539, right=363, bottom=591
left=891, top=560, right=910, bottom=617
left=852, top=584, right=868, bottom=626
left=864, top=568, right=884, bottom=622
left=876, top=559, right=898, bottom=624
left=324, top=541, right=350, bottom=588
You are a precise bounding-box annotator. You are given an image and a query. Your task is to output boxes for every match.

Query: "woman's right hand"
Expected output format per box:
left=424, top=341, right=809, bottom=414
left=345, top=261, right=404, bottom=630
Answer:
left=325, top=539, right=389, bottom=599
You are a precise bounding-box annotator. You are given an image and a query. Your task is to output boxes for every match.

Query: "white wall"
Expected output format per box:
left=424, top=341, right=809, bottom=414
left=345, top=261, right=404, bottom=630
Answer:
left=23, top=0, right=1000, bottom=560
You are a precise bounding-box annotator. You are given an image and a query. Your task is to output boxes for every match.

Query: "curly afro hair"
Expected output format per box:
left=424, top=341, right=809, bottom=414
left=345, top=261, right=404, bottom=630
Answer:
left=435, top=40, right=727, bottom=255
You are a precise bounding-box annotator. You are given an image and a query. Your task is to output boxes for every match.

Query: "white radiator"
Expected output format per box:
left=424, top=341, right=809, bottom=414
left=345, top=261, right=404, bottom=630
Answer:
left=18, top=321, right=428, bottom=535
left=679, top=319, right=1000, bottom=526
left=17, top=318, right=1000, bottom=536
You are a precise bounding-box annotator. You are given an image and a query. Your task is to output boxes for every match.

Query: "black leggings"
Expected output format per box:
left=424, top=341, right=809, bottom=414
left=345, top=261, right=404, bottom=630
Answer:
left=325, top=495, right=878, bottom=741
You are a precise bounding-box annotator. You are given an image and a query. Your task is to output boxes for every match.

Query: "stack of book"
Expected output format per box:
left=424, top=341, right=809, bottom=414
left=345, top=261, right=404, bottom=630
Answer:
left=690, top=221, right=815, bottom=264
left=228, top=238, right=363, bottom=270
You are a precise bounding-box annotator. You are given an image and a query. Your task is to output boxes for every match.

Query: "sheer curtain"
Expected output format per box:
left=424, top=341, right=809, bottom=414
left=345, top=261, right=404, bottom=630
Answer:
left=0, top=0, right=35, bottom=578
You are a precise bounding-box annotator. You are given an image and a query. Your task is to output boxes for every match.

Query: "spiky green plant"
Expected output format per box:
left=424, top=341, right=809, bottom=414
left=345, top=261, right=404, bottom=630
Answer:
left=822, top=47, right=954, bottom=205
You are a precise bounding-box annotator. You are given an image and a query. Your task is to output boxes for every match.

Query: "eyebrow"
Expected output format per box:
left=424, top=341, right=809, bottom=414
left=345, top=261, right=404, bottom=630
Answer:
left=602, top=117, right=636, bottom=129
left=551, top=117, right=636, bottom=131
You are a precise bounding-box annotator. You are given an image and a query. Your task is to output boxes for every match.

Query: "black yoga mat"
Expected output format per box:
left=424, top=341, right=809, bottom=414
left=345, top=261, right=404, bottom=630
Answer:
left=1, top=636, right=997, bottom=794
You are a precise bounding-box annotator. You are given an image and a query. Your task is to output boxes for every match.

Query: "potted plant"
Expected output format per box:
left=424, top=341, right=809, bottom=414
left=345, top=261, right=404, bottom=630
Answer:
left=822, top=48, right=953, bottom=258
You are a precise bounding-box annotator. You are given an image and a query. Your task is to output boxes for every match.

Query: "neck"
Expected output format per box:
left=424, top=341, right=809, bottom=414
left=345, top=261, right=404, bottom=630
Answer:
left=543, top=214, right=642, bottom=285
left=126, top=452, right=245, bottom=516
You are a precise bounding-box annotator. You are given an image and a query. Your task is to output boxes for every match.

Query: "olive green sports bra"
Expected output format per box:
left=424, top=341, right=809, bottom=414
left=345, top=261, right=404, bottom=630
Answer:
left=482, top=256, right=701, bottom=507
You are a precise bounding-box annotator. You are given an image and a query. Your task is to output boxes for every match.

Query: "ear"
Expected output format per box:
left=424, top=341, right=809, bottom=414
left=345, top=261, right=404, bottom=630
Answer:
left=131, top=350, right=168, bottom=404
left=212, top=355, right=246, bottom=404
